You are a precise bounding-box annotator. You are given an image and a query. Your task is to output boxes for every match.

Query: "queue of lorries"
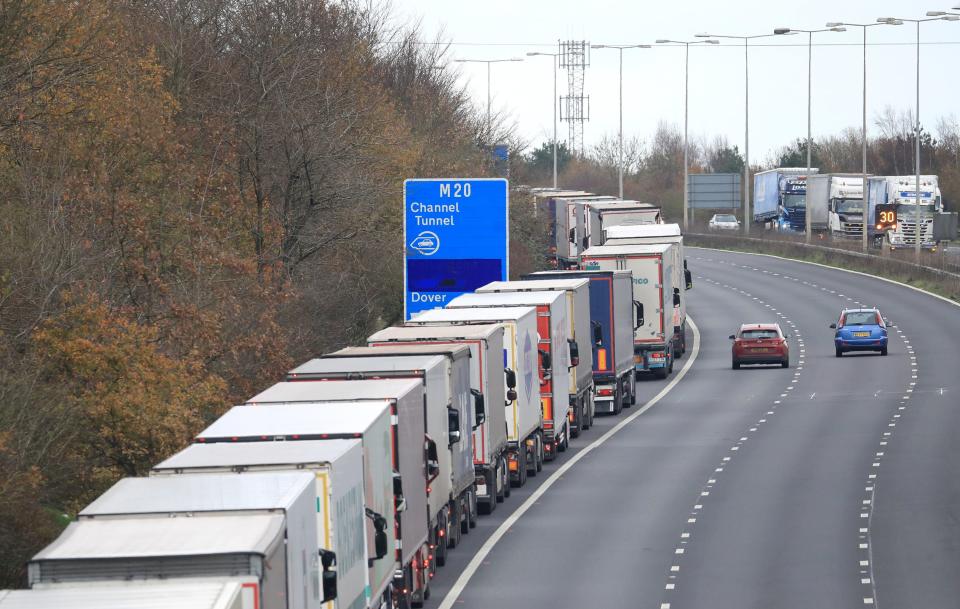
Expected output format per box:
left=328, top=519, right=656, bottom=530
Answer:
left=3, top=189, right=691, bottom=609
left=752, top=169, right=947, bottom=249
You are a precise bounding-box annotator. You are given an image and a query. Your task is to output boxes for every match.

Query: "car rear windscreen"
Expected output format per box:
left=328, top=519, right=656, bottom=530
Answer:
left=740, top=329, right=778, bottom=339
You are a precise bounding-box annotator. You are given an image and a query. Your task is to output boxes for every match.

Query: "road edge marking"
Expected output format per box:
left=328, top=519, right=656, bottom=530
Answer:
left=436, top=317, right=702, bottom=609
left=689, top=246, right=960, bottom=310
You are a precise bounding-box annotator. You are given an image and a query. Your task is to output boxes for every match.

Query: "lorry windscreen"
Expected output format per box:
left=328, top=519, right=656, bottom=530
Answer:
left=782, top=194, right=805, bottom=209
left=835, top=199, right=863, bottom=213
left=895, top=203, right=936, bottom=218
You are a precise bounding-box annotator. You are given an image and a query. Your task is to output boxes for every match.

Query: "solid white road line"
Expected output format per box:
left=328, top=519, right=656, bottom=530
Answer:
left=436, top=317, right=703, bottom=609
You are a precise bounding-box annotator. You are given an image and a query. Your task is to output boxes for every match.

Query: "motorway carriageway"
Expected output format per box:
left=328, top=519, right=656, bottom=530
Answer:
left=422, top=248, right=958, bottom=609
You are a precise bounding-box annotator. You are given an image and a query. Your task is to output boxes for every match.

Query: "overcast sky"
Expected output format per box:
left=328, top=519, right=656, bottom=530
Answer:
left=393, top=0, right=960, bottom=165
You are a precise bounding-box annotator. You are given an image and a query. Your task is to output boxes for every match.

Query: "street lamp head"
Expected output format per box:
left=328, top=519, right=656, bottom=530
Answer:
left=945, top=15, right=960, bottom=20
left=773, top=27, right=791, bottom=35
left=590, top=44, right=606, bottom=49
left=825, top=21, right=844, bottom=27
left=694, top=32, right=712, bottom=37
left=877, top=17, right=897, bottom=23
left=829, top=26, right=847, bottom=32
left=655, top=39, right=671, bottom=44
left=927, top=10, right=947, bottom=16
left=705, top=39, right=720, bottom=44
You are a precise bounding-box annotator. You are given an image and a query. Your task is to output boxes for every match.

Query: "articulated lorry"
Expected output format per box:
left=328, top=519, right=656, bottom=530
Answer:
left=365, top=324, right=509, bottom=515
left=153, top=440, right=368, bottom=609
left=235, top=382, right=430, bottom=609
left=477, top=278, right=594, bottom=437
left=753, top=168, right=818, bottom=231
left=288, top=345, right=478, bottom=566
left=446, top=291, right=572, bottom=459
left=30, top=472, right=321, bottom=609
left=524, top=270, right=635, bottom=415
left=580, top=243, right=678, bottom=380
left=806, top=174, right=866, bottom=237
left=406, top=307, right=543, bottom=487
left=869, top=175, right=942, bottom=249
left=603, top=224, right=690, bottom=358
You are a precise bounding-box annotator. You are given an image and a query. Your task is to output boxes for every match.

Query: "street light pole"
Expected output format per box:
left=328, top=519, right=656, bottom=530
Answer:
left=656, top=39, right=719, bottom=230
left=453, top=57, right=524, bottom=145
left=527, top=51, right=561, bottom=188
left=774, top=26, right=845, bottom=244
left=592, top=44, right=650, bottom=199
left=881, top=14, right=958, bottom=262
left=827, top=21, right=901, bottom=254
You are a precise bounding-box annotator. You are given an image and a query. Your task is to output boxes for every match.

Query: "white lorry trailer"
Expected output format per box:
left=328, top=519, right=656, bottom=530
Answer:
left=602, top=224, right=689, bottom=358
left=476, top=279, right=594, bottom=437
left=584, top=201, right=662, bottom=249
left=806, top=174, right=865, bottom=237
left=195, top=400, right=412, bottom=609
left=244, top=380, right=433, bottom=609
left=153, top=440, right=368, bottom=609
left=288, top=346, right=476, bottom=564
left=2, top=578, right=258, bottom=609
left=581, top=243, right=677, bottom=380
left=524, top=270, right=636, bottom=415
left=30, top=472, right=320, bottom=609
left=406, top=307, right=542, bottom=487
left=365, top=324, right=509, bottom=513
left=445, top=291, right=572, bottom=459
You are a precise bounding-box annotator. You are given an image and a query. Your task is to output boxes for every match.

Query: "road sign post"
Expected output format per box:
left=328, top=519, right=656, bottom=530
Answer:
left=404, top=178, right=509, bottom=320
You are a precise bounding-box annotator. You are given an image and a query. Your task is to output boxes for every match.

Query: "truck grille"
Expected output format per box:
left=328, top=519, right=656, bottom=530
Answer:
left=898, top=220, right=933, bottom=244
left=838, top=222, right=863, bottom=238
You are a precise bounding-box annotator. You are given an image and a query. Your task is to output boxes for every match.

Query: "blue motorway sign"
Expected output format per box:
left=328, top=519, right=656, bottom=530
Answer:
left=404, top=178, right=509, bottom=319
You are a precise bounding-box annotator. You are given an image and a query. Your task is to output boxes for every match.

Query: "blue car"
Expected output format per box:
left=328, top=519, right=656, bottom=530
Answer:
left=830, top=308, right=889, bottom=357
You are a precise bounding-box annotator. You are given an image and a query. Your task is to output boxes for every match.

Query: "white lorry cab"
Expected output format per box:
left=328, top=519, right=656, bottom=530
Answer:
left=366, top=324, right=510, bottom=514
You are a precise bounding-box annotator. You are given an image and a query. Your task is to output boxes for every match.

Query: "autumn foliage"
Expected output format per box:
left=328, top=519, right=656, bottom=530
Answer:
left=0, top=0, right=498, bottom=585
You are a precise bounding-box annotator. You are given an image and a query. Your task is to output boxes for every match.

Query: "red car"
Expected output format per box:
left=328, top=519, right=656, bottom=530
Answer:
left=730, top=323, right=789, bottom=369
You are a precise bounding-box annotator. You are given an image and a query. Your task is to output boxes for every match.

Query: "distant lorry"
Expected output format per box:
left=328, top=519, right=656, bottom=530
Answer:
left=153, top=440, right=368, bottom=609
left=553, top=195, right=616, bottom=268
left=446, top=291, right=572, bottom=459
left=584, top=201, right=662, bottom=249
left=30, top=472, right=321, bottom=609
left=476, top=279, right=595, bottom=437
left=365, top=323, right=510, bottom=514
left=603, top=224, right=690, bottom=358
left=869, top=175, right=942, bottom=249
left=752, top=168, right=819, bottom=231
left=288, top=345, right=478, bottom=565
left=406, top=306, right=543, bottom=487
left=525, top=270, right=635, bottom=415
left=580, top=243, right=677, bottom=380
left=806, top=174, right=865, bottom=237
left=243, top=379, right=433, bottom=609
left=3, top=578, right=258, bottom=609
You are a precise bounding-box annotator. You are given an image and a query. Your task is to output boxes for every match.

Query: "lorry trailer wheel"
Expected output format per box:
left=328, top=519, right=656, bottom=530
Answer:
left=447, top=503, right=460, bottom=549
left=500, top=457, right=511, bottom=497
left=468, top=491, right=478, bottom=528
left=460, top=499, right=469, bottom=534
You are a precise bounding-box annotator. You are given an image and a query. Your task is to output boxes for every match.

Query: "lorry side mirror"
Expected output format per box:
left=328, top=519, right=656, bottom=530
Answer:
left=539, top=349, right=552, bottom=371
left=568, top=339, right=579, bottom=368
left=673, top=288, right=681, bottom=307
left=392, top=472, right=406, bottom=512
left=506, top=388, right=518, bottom=403
left=592, top=321, right=603, bottom=346
left=447, top=408, right=461, bottom=446
left=634, top=301, right=644, bottom=328
left=504, top=367, right=517, bottom=389
left=365, top=508, right=389, bottom=564
left=569, top=227, right=576, bottom=243
left=685, top=268, right=693, bottom=289
left=425, top=438, right=440, bottom=481
left=319, top=549, right=337, bottom=603
left=471, top=389, right=485, bottom=427
left=684, top=259, right=688, bottom=270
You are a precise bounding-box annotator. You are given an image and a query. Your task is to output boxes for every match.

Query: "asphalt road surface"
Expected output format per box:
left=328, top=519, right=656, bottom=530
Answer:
left=420, top=248, right=958, bottom=609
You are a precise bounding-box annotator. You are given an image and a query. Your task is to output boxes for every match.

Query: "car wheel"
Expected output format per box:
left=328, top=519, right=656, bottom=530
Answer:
left=732, top=360, right=740, bottom=370
left=835, top=347, right=843, bottom=358
left=880, top=346, right=888, bottom=356
left=781, top=358, right=789, bottom=368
